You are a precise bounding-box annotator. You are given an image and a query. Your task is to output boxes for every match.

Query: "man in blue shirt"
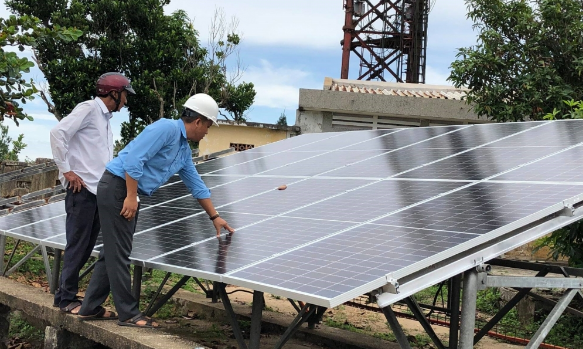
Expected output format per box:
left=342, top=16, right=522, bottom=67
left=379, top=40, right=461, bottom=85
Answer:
left=78, top=94, right=234, bottom=328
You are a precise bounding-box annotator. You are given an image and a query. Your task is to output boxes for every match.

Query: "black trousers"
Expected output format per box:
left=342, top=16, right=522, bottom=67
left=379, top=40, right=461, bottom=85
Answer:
left=54, top=186, right=100, bottom=308
left=78, top=170, right=141, bottom=321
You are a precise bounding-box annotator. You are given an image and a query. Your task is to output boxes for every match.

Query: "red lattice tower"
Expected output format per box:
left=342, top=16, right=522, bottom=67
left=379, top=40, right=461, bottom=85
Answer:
left=340, top=0, right=430, bottom=83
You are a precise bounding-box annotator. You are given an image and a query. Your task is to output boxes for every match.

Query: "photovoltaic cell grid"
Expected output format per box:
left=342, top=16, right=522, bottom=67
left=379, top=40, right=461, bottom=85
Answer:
left=1, top=120, right=583, bottom=307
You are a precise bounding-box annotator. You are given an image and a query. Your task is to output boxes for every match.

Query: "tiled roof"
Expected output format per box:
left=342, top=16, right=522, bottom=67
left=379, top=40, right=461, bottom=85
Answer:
left=324, top=77, right=468, bottom=101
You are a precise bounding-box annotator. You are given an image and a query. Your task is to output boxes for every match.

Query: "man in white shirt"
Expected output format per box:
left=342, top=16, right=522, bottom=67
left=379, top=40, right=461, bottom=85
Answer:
left=50, top=72, right=135, bottom=316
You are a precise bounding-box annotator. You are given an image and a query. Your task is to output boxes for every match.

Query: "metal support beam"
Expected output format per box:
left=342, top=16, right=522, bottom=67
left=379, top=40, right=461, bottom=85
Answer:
left=192, top=277, right=210, bottom=296
left=484, top=276, right=583, bottom=289
left=382, top=306, right=412, bottom=349
left=288, top=299, right=301, bottom=313
left=145, top=275, right=189, bottom=317
left=5, top=244, right=40, bottom=277
left=211, top=281, right=219, bottom=303
left=0, top=235, right=6, bottom=274
left=144, top=272, right=171, bottom=316
left=475, top=269, right=549, bottom=344
left=249, top=291, right=263, bottom=349
left=448, top=274, right=462, bottom=349
left=41, top=247, right=53, bottom=289
left=2, top=239, right=21, bottom=276
left=404, top=297, right=446, bottom=349
left=459, top=269, right=479, bottom=349
left=132, top=265, right=143, bottom=302
left=78, top=259, right=97, bottom=281
left=50, top=249, right=62, bottom=295
left=218, top=283, right=248, bottom=349
left=273, top=304, right=317, bottom=349
left=526, top=289, right=578, bottom=349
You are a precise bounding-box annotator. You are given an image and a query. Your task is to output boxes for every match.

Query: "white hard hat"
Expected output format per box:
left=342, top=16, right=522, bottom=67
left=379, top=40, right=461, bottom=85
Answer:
left=183, top=93, right=219, bottom=127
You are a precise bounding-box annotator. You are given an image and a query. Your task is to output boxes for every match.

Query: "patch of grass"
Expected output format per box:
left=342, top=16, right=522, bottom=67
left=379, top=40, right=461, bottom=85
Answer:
left=325, top=318, right=402, bottom=346
left=413, top=283, right=448, bottom=306
left=270, top=294, right=282, bottom=300
left=197, top=323, right=227, bottom=340
left=4, top=238, right=46, bottom=277
left=9, top=312, right=43, bottom=342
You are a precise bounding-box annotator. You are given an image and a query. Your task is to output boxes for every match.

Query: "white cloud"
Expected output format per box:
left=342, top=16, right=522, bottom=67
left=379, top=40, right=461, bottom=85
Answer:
left=5, top=120, right=57, bottom=160
left=244, top=60, right=318, bottom=109
left=425, top=65, right=451, bottom=86
left=165, top=1, right=347, bottom=50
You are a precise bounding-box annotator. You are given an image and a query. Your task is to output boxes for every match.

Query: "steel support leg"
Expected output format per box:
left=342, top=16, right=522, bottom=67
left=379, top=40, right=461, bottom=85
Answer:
left=459, top=269, right=478, bottom=349
left=249, top=291, right=263, bottom=349
left=192, top=277, right=210, bottom=296
left=405, top=297, right=446, bottom=349
left=212, top=281, right=219, bottom=303
left=5, top=244, right=40, bottom=277
left=218, top=283, right=248, bottom=349
left=0, top=235, right=6, bottom=275
left=145, top=275, right=189, bottom=317
left=132, top=265, right=143, bottom=302
left=382, top=306, right=412, bottom=349
left=526, top=289, right=578, bottom=349
left=78, top=259, right=97, bottom=281
left=448, top=274, right=462, bottom=349
left=144, top=272, right=171, bottom=316
left=273, top=304, right=317, bottom=349
left=2, top=239, right=21, bottom=276
left=50, top=248, right=62, bottom=295
left=41, top=247, right=53, bottom=288
left=287, top=298, right=301, bottom=313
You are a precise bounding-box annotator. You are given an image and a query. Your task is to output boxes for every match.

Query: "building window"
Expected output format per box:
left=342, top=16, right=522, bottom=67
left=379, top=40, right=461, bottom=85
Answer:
left=230, top=143, right=254, bottom=151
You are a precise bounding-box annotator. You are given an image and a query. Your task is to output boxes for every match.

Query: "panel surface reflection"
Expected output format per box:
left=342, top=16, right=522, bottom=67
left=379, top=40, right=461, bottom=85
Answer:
left=376, top=182, right=583, bottom=234
left=283, top=180, right=465, bottom=222
left=227, top=225, right=477, bottom=299
left=150, top=217, right=353, bottom=273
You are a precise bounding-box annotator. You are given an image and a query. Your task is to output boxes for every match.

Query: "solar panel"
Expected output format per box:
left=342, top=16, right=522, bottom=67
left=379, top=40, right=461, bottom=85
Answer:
left=495, top=145, right=583, bottom=183
left=397, top=146, right=561, bottom=180
left=2, top=120, right=583, bottom=310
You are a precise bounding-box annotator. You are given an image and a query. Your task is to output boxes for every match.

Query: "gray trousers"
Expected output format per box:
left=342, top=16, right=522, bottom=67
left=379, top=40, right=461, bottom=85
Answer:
left=78, top=171, right=141, bottom=321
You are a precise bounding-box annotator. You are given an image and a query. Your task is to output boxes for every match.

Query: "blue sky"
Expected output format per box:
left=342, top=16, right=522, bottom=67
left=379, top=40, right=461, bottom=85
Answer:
left=1, top=0, right=477, bottom=160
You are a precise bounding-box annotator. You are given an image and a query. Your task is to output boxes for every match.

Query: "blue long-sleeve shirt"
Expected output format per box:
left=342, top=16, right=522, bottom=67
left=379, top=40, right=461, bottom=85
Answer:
left=106, top=119, right=211, bottom=199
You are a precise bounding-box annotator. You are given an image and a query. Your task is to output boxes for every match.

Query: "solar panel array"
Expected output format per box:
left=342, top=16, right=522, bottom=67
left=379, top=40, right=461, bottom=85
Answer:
left=1, top=120, right=583, bottom=307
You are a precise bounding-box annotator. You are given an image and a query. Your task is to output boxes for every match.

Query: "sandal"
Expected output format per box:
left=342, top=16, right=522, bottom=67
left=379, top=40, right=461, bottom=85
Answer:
left=60, top=300, right=82, bottom=314
left=118, top=313, right=159, bottom=329
left=78, top=306, right=118, bottom=321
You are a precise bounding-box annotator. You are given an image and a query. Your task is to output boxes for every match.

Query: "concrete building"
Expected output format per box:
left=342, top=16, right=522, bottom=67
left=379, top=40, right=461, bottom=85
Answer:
left=198, top=119, right=300, bottom=155
left=296, top=77, right=489, bottom=133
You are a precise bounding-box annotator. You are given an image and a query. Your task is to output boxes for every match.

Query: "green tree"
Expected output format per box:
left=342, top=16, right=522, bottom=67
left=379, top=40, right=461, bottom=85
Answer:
left=534, top=101, right=583, bottom=267
left=7, top=0, right=256, bottom=146
left=0, top=124, right=26, bottom=161
left=448, top=0, right=583, bottom=122
left=276, top=110, right=288, bottom=127
left=0, top=14, right=82, bottom=125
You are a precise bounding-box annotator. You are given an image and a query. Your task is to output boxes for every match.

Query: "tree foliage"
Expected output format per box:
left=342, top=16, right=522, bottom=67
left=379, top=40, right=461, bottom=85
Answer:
left=0, top=124, right=26, bottom=161
left=276, top=110, right=288, bottom=127
left=533, top=101, right=583, bottom=267
left=0, top=14, right=82, bottom=125
left=6, top=0, right=256, bottom=146
left=448, top=0, right=583, bottom=122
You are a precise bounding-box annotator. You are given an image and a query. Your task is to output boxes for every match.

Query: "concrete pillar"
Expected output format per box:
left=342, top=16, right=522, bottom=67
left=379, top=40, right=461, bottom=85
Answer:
left=44, top=326, right=105, bottom=349
left=0, top=304, right=10, bottom=349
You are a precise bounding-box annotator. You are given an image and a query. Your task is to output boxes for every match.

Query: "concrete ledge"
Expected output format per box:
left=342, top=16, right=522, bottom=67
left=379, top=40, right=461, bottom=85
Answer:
left=172, top=289, right=399, bottom=349
left=0, top=278, right=206, bottom=349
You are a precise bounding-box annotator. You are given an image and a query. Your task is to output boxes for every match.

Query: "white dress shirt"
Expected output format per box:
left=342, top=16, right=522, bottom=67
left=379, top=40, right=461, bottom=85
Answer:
left=50, top=98, right=113, bottom=195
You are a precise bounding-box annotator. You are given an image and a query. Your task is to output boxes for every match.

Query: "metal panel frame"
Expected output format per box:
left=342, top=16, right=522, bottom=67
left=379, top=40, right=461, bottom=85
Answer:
left=377, top=204, right=583, bottom=308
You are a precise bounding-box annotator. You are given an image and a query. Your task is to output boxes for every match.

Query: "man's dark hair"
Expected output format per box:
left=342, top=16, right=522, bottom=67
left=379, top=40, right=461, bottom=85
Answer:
left=181, top=108, right=210, bottom=124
